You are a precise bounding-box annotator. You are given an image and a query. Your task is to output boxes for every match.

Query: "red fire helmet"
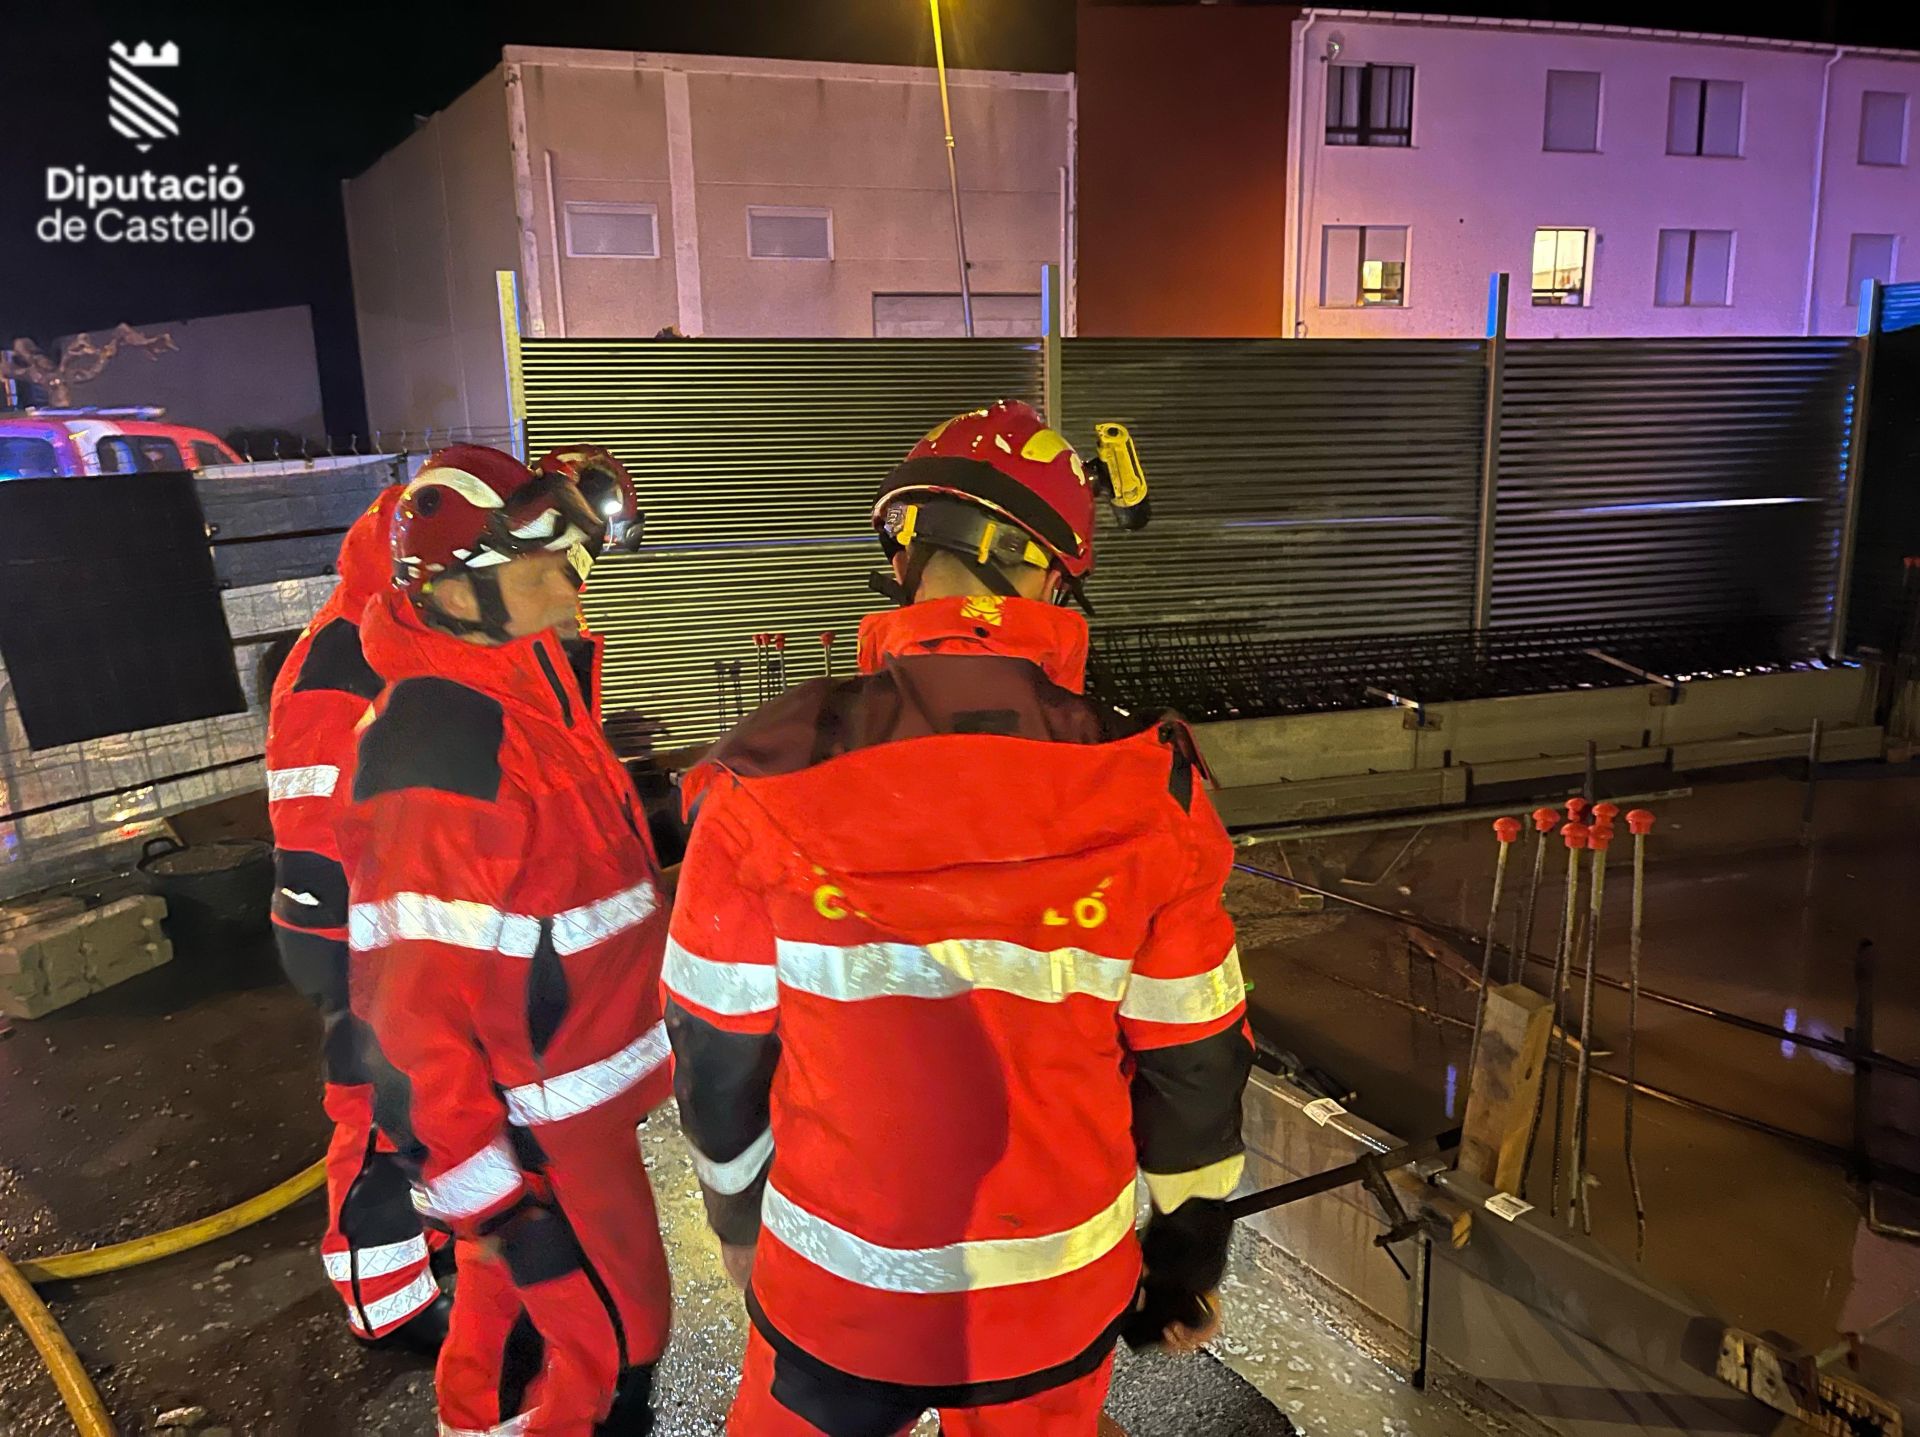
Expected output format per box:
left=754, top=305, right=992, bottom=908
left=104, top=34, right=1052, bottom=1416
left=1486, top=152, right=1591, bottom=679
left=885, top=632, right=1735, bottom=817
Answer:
left=872, top=400, right=1097, bottom=582
left=390, top=444, right=611, bottom=604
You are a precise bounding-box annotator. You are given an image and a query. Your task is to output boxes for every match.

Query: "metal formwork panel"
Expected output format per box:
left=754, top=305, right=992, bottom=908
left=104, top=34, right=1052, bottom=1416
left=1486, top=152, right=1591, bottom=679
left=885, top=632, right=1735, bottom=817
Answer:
left=1490, top=339, right=1858, bottom=638
left=520, top=338, right=1043, bottom=743
left=1061, top=340, right=1488, bottom=635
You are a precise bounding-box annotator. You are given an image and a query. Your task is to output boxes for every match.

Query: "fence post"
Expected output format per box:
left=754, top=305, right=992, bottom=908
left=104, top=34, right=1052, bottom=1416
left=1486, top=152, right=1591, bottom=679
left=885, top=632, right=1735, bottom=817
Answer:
left=1830, top=278, right=1881, bottom=660
left=1041, top=262, right=1063, bottom=428
left=496, top=269, right=529, bottom=462
left=1473, top=272, right=1510, bottom=630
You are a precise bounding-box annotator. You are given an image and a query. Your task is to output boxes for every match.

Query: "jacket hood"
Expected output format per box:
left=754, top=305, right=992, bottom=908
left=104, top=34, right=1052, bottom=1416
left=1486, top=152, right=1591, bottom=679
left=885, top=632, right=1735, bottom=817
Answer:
left=856, top=595, right=1089, bottom=692
left=333, top=487, right=403, bottom=611
left=359, top=588, right=590, bottom=728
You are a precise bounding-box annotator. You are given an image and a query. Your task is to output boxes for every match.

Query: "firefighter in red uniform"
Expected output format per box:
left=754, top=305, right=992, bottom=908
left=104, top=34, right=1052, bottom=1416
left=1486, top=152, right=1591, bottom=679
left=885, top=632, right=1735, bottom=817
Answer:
left=265, top=486, right=450, bottom=1348
left=335, top=444, right=671, bottom=1437
left=666, top=401, right=1253, bottom=1435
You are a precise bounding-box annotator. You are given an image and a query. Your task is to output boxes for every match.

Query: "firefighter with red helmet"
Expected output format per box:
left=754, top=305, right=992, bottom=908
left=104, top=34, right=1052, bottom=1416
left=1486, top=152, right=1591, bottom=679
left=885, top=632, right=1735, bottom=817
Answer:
left=665, top=401, right=1252, bottom=1434
left=335, top=444, right=670, bottom=1437
left=265, top=486, right=451, bottom=1349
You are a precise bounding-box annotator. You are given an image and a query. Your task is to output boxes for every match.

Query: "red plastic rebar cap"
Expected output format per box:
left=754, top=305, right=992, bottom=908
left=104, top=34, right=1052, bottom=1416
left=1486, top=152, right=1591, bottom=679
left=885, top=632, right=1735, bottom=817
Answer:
left=820, top=632, right=837, bottom=645
left=1565, top=796, right=1591, bottom=818
left=773, top=634, right=787, bottom=649
left=1592, top=801, right=1621, bottom=822
left=1532, top=806, right=1560, bottom=832
left=1494, top=817, right=1523, bottom=842
left=1562, top=822, right=1588, bottom=849
left=1588, top=824, right=1616, bottom=851
left=1627, top=808, right=1656, bottom=834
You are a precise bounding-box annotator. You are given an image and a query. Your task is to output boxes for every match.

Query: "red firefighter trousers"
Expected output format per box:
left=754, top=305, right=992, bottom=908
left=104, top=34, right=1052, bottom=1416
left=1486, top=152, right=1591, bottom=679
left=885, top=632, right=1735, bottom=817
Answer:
left=435, top=1082, right=673, bottom=1437
left=728, top=1329, right=1116, bottom=1436
left=321, top=1083, right=444, bottom=1337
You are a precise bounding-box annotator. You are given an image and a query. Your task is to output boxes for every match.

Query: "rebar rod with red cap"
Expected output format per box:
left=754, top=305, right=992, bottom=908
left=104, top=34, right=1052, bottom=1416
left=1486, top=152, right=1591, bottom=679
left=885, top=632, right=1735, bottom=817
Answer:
left=1571, top=816, right=1615, bottom=1232
left=821, top=631, right=839, bottom=680
left=1469, top=817, right=1524, bottom=1082
left=773, top=633, right=789, bottom=693
left=1526, top=818, right=1587, bottom=1204
left=1624, top=808, right=1656, bottom=1259
left=1513, top=807, right=1561, bottom=985
left=752, top=634, right=768, bottom=705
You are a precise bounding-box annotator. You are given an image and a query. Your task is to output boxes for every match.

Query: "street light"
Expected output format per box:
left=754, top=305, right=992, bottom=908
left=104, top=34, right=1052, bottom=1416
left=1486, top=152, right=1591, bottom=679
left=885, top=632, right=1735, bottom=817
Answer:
left=929, top=0, right=975, bottom=337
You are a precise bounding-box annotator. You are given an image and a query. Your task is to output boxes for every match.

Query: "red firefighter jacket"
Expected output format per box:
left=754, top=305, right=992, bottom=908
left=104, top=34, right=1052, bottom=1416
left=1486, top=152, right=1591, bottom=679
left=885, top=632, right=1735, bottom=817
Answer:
left=665, top=595, right=1251, bottom=1397
left=265, top=489, right=401, bottom=947
left=334, top=590, right=670, bottom=1235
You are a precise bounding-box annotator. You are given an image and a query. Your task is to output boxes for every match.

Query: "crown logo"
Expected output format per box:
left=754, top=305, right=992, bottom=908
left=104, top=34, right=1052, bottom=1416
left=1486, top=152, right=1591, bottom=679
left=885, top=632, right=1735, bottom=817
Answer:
left=111, top=40, right=179, bottom=67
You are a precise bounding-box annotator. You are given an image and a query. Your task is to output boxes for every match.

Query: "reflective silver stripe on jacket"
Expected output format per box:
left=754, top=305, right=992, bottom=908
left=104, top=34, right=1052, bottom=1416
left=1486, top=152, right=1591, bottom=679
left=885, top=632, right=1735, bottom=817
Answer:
left=322, top=1233, right=431, bottom=1283
left=774, top=938, right=1131, bottom=1006
left=501, top=1021, right=670, bottom=1126
left=692, top=1127, right=774, bottom=1196
left=266, top=764, right=339, bottom=801
left=413, top=1136, right=520, bottom=1220
left=552, top=880, right=657, bottom=954
left=663, top=937, right=778, bottom=1016
left=439, top=1409, right=535, bottom=1437
left=349, top=880, right=658, bottom=960
left=760, top=1179, right=1136, bottom=1294
left=1118, top=946, right=1245, bottom=1027
left=348, top=1267, right=440, bottom=1336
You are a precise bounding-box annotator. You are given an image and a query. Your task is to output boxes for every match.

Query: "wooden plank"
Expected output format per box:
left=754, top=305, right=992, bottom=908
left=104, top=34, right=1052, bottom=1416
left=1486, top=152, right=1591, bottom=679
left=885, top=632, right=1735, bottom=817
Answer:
left=1458, top=982, right=1554, bottom=1194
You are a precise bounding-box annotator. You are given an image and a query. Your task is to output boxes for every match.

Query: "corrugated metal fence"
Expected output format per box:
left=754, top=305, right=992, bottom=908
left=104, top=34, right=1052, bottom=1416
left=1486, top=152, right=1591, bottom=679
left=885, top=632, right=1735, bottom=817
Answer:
left=519, top=333, right=1867, bottom=747
left=522, top=339, right=1044, bottom=740
left=1491, top=339, right=1857, bottom=638
left=1060, top=341, right=1488, bottom=634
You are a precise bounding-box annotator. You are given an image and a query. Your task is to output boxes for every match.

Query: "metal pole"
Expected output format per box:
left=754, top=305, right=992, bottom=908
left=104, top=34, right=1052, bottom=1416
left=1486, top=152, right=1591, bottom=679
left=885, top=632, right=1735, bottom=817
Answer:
left=1472, top=272, right=1509, bottom=629
left=1041, top=262, right=1063, bottom=427
left=1829, top=277, right=1880, bottom=660
left=1571, top=815, right=1615, bottom=1232
left=495, top=270, right=529, bottom=462
left=1853, top=939, right=1877, bottom=1181
left=930, top=0, right=975, bottom=338
left=1625, top=809, right=1655, bottom=1260
left=1468, top=818, right=1521, bottom=1082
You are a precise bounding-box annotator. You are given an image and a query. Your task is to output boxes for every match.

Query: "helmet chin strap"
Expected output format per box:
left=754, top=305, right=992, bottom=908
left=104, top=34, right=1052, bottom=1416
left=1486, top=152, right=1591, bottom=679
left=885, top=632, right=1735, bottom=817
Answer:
left=419, top=567, right=516, bottom=643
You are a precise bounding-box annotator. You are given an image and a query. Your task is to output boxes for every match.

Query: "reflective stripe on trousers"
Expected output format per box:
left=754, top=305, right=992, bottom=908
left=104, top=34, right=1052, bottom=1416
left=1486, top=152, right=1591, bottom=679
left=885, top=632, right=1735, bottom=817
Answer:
left=322, top=1232, right=431, bottom=1283
left=346, top=1267, right=440, bottom=1336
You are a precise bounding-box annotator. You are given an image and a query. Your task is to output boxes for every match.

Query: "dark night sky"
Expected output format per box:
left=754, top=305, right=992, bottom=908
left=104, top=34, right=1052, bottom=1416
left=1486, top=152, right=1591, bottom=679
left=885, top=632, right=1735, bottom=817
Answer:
left=2, top=1, right=1912, bottom=435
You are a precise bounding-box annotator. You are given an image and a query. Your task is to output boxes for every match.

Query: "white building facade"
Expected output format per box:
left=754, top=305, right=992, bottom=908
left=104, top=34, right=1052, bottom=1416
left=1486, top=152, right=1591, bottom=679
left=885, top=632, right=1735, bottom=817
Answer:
left=344, top=48, right=1074, bottom=440
left=1281, top=12, right=1920, bottom=339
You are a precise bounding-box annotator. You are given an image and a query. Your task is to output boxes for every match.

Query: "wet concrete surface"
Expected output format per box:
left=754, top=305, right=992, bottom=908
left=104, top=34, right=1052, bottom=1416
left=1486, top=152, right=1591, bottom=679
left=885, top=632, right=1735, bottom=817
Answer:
left=6, top=766, right=1906, bottom=1432
left=1235, top=768, right=1920, bottom=1416
left=0, top=917, right=1424, bottom=1435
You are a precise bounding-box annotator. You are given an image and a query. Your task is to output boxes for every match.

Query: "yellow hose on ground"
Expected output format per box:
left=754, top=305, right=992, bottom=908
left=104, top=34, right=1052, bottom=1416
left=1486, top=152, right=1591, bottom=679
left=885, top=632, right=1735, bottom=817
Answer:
left=0, top=1251, right=116, bottom=1435
left=16, top=1159, right=326, bottom=1284
left=1, top=1158, right=325, bottom=1435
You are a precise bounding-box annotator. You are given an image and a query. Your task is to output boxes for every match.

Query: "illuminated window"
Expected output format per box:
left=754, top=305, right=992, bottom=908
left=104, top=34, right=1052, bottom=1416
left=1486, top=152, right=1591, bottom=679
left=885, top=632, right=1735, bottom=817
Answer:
left=1326, top=64, right=1414, bottom=147
left=1544, top=71, right=1601, bottom=153
left=1655, top=229, right=1734, bottom=306
left=1667, top=78, right=1743, bottom=157
left=1321, top=226, right=1408, bottom=307
left=1531, top=229, right=1592, bottom=306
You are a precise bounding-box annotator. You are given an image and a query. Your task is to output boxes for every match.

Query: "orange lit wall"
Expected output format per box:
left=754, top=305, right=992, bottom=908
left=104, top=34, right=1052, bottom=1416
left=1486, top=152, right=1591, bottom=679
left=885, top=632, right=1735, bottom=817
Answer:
left=1075, top=3, right=1300, bottom=337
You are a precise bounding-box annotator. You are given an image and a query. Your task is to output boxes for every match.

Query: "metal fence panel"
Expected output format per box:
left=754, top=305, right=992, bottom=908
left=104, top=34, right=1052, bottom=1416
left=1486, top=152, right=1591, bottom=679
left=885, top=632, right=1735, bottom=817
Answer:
left=1060, top=340, right=1488, bottom=635
left=1491, top=339, right=1858, bottom=638
left=521, top=338, right=1043, bottom=744
left=1851, top=283, right=1920, bottom=653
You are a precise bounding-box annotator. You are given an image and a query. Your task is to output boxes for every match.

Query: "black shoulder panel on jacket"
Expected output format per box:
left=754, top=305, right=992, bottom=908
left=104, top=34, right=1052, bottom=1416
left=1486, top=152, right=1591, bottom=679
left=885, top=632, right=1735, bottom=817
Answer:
left=352, top=677, right=504, bottom=803
left=291, top=618, right=382, bottom=700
